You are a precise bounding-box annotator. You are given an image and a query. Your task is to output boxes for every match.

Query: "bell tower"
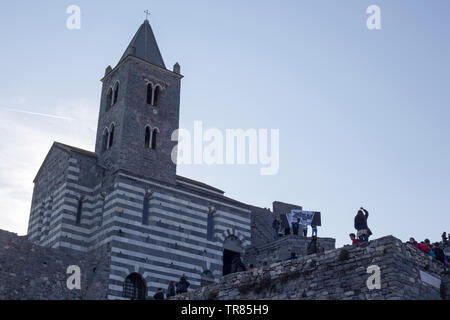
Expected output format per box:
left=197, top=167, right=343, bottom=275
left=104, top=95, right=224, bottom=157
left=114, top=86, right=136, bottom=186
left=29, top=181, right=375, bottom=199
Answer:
left=94, top=20, right=183, bottom=184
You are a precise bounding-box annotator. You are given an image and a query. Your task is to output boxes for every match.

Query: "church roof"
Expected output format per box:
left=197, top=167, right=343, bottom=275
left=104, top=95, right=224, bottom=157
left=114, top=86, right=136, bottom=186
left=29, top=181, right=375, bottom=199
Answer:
left=176, top=175, right=225, bottom=195
left=118, top=20, right=166, bottom=69
left=33, top=142, right=96, bottom=183
left=53, top=142, right=96, bottom=158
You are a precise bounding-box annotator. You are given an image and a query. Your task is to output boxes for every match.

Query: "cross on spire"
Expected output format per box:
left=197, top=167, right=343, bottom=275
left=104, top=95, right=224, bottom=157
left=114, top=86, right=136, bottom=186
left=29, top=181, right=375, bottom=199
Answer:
left=144, top=10, right=150, bottom=20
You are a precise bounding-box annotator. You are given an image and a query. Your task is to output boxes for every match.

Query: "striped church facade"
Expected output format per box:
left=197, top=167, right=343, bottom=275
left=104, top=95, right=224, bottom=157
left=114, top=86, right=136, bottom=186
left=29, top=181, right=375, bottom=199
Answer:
left=27, top=143, right=252, bottom=299
left=27, top=19, right=257, bottom=300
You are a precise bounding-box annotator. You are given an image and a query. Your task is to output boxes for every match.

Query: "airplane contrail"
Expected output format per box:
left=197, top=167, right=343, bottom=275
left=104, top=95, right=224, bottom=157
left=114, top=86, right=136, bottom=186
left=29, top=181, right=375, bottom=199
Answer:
left=0, top=107, right=75, bottom=121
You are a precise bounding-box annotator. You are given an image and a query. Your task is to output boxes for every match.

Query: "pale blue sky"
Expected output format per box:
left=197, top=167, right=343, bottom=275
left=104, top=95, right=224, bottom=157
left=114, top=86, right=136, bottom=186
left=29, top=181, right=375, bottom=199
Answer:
left=0, top=1, right=449, bottom=247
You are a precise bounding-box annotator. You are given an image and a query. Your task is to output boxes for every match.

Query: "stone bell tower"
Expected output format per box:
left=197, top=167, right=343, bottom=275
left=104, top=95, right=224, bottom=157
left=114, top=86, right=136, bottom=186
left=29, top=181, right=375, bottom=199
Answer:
left=94, top=19, right=183, bottom=184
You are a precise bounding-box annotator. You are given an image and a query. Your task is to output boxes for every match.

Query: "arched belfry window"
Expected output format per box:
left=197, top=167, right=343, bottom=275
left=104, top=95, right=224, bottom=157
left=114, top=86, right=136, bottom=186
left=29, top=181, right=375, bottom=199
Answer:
left=113, top=82, right=119, bottom=105
left=102, top=128, right=109, bottom=153
left=153, top=86, right=160, bottom=106
left=150, top=128, right=158, bottom=150
left=146, top=83, right=153, bottom=105
left=145, top=126, right=151, bottom=149
left=123, top=273, right=147, bottom=300
left=106, top=88, right=113, bottom=111
left=108, top=124, right=115, bottom=149
left=146, top=82, right=162, bottom=107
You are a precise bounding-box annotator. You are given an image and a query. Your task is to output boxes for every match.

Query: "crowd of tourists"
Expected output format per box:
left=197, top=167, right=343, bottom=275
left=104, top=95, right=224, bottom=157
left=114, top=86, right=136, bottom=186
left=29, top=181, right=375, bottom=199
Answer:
left=154, top=207, right=447, bottom=299
left=154, top=255, right=250, bottom=299
left=272, top=216, right=318, bottom=240
left=406, top=235, right=450, bottom=269
left=153, top=274, right=191, bottom=300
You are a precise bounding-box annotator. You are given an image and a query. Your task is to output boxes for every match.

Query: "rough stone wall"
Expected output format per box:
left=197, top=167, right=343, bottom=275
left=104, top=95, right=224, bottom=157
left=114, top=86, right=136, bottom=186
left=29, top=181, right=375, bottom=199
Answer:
left=244, top=235, right=336, bottom=267
left=28, top=146, right=70, bottom=242
left=175, top=236, right=449, bottom=300
left=0, top=230, right=110, bottom=300
left=442, top=273, right=450, bottom=300
left=249, top=206, right=275, bottom=248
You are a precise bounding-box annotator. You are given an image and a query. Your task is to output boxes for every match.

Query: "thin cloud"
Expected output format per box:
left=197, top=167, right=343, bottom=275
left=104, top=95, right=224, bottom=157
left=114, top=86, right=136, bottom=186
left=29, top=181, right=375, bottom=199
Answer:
left=0, top=98, right=97, bottom=235
left=0, top=107, right=75, bottom=121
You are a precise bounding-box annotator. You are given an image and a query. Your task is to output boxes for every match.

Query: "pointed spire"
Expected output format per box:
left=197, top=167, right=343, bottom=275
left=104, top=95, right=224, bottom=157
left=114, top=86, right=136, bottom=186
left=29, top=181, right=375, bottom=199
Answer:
left=119, top=20, right=166, bottom=69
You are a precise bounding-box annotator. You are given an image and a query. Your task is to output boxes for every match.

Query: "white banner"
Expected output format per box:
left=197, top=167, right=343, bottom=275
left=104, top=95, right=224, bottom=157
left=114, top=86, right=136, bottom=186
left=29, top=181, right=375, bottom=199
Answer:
left=286, top=210, right=316, bottom=228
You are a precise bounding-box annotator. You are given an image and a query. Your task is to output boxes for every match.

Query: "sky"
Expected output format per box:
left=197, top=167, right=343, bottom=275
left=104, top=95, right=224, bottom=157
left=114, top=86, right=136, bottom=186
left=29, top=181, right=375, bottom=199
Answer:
left=0, top=0, right=449, bottom=248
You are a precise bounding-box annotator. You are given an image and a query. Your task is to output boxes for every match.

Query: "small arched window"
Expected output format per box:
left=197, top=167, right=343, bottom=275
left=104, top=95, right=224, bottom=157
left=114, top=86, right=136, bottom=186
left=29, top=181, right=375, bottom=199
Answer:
left=145, top=126, right=151, bottom=148
left=76, top=197, right=84, bottom=224
left=109, top=124, right=115, bottom=149
left=113, top=82, right=119, bottom=105
left=206, top=208, right=215, bottom=241
left=146, top=83, right=153, bottom=105
left=123, top=273, right=147, bottom=300
left=150, top=129, right=158, bottom=150
left=142, top=193, right=151, bottom=225
left=106, top=88, right=113, bottom=111
left=102, top=128, right=109, bottom=153
left=153, top=86, right=160, bottom=106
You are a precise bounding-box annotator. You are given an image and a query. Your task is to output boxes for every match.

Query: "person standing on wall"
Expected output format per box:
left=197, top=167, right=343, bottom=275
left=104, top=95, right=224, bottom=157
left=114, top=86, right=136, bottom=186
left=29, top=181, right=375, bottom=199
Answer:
left=350, top=233, right=360, bottom=245
left=311, top=225, right=318, bottom=237
left=176, top=275, right=190, bottom=295
left=292, top=218, right=300, bottom=236
left=272, top=216, right=280, bottom=240
left=442, top=232, right=448, bottom=247
left=354, top=207, right=371, bottom=243
left=284, top=224, right=291, bottom=236
left=153, top=288, right=165, bottom=300
left=231, top=254, right=247, bottom=273
left=302, top=221, right=308, bottom=237
left=167, top=281, right=176, bottom=298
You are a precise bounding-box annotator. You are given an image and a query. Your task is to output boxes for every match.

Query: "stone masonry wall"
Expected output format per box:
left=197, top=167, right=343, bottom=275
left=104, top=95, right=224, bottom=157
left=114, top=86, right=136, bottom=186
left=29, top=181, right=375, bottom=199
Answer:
left=0, top=230, right=111, bottom=300
left=244, top=235, right=336, bottom=267
left=176, top=236, right=449, bottom=300
left=2, top=228, right=448, bottom=300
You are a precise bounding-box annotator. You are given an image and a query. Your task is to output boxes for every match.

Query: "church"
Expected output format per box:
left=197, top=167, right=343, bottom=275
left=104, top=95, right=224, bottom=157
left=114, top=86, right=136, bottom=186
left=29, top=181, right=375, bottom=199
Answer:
left=26, top=20, right=330, bottom=300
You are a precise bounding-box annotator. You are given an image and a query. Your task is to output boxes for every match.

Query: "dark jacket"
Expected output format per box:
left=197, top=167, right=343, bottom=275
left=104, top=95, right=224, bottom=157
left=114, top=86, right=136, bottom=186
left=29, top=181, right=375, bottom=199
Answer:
left=176, top=278, right=190, bottom=294
left=167, top=283, right=176, bottom=298
left=354, top=209, right=369, bottom=231
left=153, top=291, right=165, bottom=300
left=292, top=222, right=299, bottom=235
left=231, top=256, right=247, bottom=273
left=284, top=227, right=291, bottom=235
left=272, top=219, right=280, bottom=230
left=433, top=247, right=445, bottom=263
